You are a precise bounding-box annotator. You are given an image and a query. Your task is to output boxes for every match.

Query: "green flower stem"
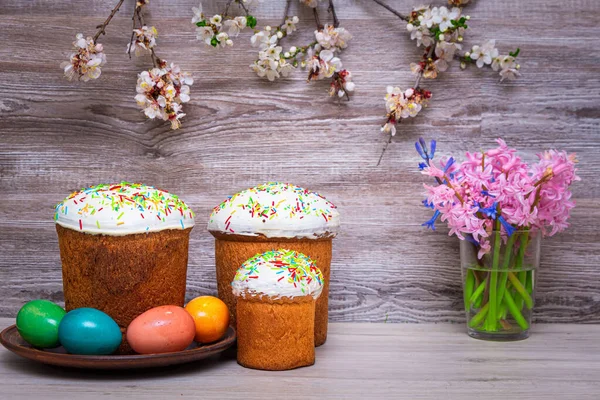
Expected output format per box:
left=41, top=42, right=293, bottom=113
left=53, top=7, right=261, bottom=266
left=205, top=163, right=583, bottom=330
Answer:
left=514, top=230, right=530, bottom=309
left=503, top=289, right=529, bottom=330
left=496, top=234, right=516, bottom=310
left=464, top=269, right=475, bottom=312
left=526, top=269, right=534, bottom=294
left=508, top=272, right=533, bottom=309
left=469, top=279, right=486, bottom=305
left=498, top=302, right=508, bottom=320
left=469, top=302, right=489, bottom=328
left=485, top=223, right=502, bottom=332
left=515, top=270, right=527, bottom=310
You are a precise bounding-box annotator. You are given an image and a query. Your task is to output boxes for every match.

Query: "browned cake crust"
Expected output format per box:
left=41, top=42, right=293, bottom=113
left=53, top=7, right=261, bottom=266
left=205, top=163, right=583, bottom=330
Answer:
left=212, top=232, right=332, bottom=347
left=236, top=295, right=315, bottom=371
left=56, top=225, right=192, bottom=351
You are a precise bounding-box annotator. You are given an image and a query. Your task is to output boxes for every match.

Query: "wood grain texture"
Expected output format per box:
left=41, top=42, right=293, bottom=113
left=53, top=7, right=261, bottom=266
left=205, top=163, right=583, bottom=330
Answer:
left=1, top=319, right=600, bottom=399
left=1, top=0, right=600, bottom=322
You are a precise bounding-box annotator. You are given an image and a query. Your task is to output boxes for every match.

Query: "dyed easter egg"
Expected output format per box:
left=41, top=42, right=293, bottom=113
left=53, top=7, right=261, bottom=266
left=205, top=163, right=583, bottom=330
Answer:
left=126, top=305, right=195, bottom=354
left=185, top=296, right=230, bottom=343
left=58, top=308, right=122, bottom=355
left=16, top=300, right=66, bottom=348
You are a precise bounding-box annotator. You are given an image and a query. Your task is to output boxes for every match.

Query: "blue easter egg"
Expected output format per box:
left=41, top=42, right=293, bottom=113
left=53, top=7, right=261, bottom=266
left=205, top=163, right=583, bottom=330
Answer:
left=58, top=308, right=122, bottom=355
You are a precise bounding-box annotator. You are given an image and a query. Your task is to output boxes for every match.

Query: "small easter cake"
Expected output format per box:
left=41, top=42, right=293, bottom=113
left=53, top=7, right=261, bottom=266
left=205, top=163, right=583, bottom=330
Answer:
left=232, top=249, right=323, bottom=371
left=208, top=182, right=340, bottom=346
left=54, top=182, right=195, bottom=348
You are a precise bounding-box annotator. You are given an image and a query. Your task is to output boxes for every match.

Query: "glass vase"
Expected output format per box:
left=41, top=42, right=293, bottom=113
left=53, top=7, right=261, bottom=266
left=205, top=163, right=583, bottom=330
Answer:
left=460, top=230, right=541, bottom=341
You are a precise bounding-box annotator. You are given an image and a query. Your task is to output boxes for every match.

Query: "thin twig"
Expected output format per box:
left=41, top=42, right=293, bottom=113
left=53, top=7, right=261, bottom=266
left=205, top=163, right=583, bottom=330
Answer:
left=127, top=6, right=137, bottom=59
left=372, top=0, right=409, bottom=22
left=415, top=44, right=436, bottom=89
left=281, top=0, right=292, bottom=27
left=237, top=0, right=250, bottom=16
left=313, top=8, right=323, bottom=30
left=93, top=0, right=126, bottom=42
left=328, top=0, right=340, bottom=28
left=223, top=0, right=234, bottom=17
left=376, top=133, right=394, bottom=166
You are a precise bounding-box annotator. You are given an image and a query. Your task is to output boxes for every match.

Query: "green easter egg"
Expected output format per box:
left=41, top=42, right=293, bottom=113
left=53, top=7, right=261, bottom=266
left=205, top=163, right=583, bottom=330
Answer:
left=16, top=300, right=66, bottom=348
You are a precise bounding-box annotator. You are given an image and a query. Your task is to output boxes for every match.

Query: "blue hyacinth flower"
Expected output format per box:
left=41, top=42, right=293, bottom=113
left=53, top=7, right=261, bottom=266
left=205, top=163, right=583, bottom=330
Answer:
left=498, top=216, right=516, bottom=236
left=422, top=210, right=441, bottom=230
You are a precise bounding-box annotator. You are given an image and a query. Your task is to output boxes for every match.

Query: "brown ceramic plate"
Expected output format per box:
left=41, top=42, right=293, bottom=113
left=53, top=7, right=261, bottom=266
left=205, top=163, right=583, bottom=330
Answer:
left=0, top=324, right=236, bottom=370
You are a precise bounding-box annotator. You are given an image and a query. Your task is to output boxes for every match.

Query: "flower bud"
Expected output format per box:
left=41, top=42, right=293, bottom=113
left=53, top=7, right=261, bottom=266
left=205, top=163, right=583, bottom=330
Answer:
left=276, top=31, right=283, bottom=38
left=290, top=46, right=297, bottom=53
left=407, top=23, right=414, bottom=31
left=466, top=15, right=471, bottom=20
left=465, top=51, right=471, bottom=57
left=284, top=52, right=290, bottom=58
left=265, top=26, right=271, bottom=31
left=226, top=39, right=233, bottom=46
left=458, top=36, right=463, bottom=42
left=460, top=62, right=466, bottom=69
left=516, top=64, right=521, bottom=70
left=439, top=34, right=445, bottom=41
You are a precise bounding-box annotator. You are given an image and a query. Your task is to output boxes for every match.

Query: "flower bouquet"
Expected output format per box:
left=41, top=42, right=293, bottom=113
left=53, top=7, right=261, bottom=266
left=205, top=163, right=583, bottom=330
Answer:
left=417, top=138, right=579, bottom=340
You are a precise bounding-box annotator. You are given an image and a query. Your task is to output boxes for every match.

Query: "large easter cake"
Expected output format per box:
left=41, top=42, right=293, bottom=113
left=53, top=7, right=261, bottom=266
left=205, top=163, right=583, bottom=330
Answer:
left=54, top=182, right=195, bottom=347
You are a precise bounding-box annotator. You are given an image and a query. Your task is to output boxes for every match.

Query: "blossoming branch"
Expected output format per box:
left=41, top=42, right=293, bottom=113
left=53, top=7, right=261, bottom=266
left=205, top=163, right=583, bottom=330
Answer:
left=60, top=0, right=193, bottom=130
left=374, top=0, right=522, bottom=137
left=255, top=0, right=355, bottom=99
left=192, top=0, right=355, bottom=100
left=192, top=0, right=259, bottom=48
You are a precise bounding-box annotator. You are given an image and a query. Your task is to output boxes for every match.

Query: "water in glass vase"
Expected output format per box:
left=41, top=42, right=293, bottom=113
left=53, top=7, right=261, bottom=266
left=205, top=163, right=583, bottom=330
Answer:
left=460, top=231, right=541, bottom=341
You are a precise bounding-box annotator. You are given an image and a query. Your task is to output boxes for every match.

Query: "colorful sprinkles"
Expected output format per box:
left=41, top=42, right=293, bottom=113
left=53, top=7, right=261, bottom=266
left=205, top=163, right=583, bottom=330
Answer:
left=232, top=249, right=323, bottom=298
left=209, top=182, right=339, bottom=235
left=54, top=182, right=195, bottom=234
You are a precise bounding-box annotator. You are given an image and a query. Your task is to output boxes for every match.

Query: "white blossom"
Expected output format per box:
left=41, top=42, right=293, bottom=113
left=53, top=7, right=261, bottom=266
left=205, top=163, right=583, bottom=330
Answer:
left=216, top=32, right=232, bottom=47
left=191, top=2, right=203, bottom=24
left=329, top=69, right=355, bottom=98
left=251, top=29, right=277, bottom=50
left=470, top=40, right=498, bottom=68
left=307, top=49, right=342, bottom=80
left=61, top=33, right=107, bottom=82
left=419, top=7, right=435, bottom=29
left=435, top=40, right=461, bottom=62
left=196, top=26, right=214, bottom=45
left=209, top=14, right=223, bottom=27
left=431, top=6, right=461, bottom=33
left=281, top=16, right=299, bottom=35
left=410, top=27, right=434, bottom=47
left=315, top=24, right=352, bottom=51
left=135, top=62, right=193, bottom=129
left=223, top=16, right=247, bottom=37
left=126, top=25, right=158, bottom=56
left=382, top=86, right=430, bottom=135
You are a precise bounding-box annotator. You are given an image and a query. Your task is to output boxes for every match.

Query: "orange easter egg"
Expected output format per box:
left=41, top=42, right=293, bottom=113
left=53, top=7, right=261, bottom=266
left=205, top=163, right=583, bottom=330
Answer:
left=185, top=296, right=230, bottom=343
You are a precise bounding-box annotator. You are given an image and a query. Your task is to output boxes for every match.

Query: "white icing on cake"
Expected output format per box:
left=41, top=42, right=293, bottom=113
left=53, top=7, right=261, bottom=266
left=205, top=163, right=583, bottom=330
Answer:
left=54, top=182, right=195, bottom=235
left=232, top=249, right=323, bottom=300
left=208, top=182, right=340, bottom=239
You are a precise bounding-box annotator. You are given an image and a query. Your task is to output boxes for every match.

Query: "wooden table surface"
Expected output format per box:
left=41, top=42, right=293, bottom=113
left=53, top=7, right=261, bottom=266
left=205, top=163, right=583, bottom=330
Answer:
left=1, top=318, right=599, bottom=399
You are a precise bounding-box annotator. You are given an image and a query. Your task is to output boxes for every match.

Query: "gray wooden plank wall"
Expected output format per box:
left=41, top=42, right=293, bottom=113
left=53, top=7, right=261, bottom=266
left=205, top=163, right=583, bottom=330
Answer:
left=1, top=0, right=599, bottom=322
